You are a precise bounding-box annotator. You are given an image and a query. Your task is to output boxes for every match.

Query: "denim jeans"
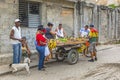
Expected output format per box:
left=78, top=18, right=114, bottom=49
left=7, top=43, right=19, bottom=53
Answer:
left=36, top=45, right=45, bottom=70
left=34, top=40, right=37, bottom=47
left=13, top=43, right=22, bottom=64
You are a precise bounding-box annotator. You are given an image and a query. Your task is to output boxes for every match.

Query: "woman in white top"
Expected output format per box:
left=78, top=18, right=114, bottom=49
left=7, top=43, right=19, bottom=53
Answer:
left=55, top=24, right=65, bottom=38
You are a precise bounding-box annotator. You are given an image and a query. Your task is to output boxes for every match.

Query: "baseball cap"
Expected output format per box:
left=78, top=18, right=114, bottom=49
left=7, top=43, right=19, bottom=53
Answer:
left=90, top=24, right=94, bottom=27
left=15, top=19, right=20, bottom=22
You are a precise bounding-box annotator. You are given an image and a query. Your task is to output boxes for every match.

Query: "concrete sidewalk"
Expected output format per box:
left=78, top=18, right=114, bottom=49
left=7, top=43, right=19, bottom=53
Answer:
left=0, top=58, right=56, bottom=76
left=0, top=44, right=117, bottom=76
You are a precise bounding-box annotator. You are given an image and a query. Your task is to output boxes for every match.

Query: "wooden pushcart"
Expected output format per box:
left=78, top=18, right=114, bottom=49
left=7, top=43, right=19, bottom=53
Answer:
left=55, top=39, right=88, bottom=65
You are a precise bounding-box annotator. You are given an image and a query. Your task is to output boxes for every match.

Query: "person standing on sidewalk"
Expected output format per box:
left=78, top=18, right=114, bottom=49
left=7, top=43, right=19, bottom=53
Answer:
left=88, top=24, right=98, bottom=62
left=36, top=25, right=47, bottom=71
left=45, top=23, right=56, bottom=59
left=10, top=19, right=23, bottom=64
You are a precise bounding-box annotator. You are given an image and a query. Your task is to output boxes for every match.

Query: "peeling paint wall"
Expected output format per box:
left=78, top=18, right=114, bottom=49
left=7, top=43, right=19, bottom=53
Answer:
left=46, top=5, right=61, bottom=30
left=117, top=12, right=120, bottom=39
left=21, top=0, right=74, bottom=51
left=1, top=0, right=120, bottom=54
left=76, top=2, right=120, bottom=43
left=83, top=7, right=93, bottom=26
left=99, top=9, right=108, bottom=43
left=0, top=0, right=19, bottom=53
left=0, top=0, right=74, bottom=54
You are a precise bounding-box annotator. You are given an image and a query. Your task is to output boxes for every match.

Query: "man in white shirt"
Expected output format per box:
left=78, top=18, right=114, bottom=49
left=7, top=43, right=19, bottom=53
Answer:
left=10, top=19, right=23, bottom=63
left=55, top=24, right=65, bottom=38
left=79, top=25, right=90, bottom=38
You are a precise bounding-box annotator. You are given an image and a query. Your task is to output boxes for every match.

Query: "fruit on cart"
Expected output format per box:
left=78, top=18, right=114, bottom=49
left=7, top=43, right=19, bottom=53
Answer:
left=48, top=37, right=88, bottom=49
left=77, top=44, right=86, bottom=53
left=58, top=38, right=68, bottom=42
left=48, top=39, right=57, bottom=49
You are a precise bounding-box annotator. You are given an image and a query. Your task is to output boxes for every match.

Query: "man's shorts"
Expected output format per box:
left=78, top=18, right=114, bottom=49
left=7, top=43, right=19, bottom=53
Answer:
left=88, top=42, right=97, bottom=53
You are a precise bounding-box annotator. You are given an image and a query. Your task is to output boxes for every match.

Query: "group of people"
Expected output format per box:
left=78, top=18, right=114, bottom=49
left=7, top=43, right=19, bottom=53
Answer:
left=79, top=24, right=98, bottom=62
left=10, top=18, right=98, bottom=72
left=10, top=19, right=66, bottom=71
left=35, top=22, right=67, bottom=70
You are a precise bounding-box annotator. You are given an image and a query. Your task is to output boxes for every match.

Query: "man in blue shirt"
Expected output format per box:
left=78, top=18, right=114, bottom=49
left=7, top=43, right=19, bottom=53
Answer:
left=45, top=22, right=56, bottom=39
left=79, top=25, right=90, bottom=57
left=79, top=25, right=90, bottom=38
left=45, top=23, right=56, bottom=59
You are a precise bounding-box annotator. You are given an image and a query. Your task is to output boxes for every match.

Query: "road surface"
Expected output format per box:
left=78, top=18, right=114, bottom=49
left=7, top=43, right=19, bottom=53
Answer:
left=1, top=45, right=120, bottom=80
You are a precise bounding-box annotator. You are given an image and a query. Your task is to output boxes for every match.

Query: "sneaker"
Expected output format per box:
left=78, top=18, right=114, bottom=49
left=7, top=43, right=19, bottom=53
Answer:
left=95, top=58, right=97, bottom=61
left=86, top=55, right=91, bottom=58
left=88, top=59, right=94, bottom=62
left=38, top=68, right=45, bottom=71
left=43, top=65, right=47, bottom=68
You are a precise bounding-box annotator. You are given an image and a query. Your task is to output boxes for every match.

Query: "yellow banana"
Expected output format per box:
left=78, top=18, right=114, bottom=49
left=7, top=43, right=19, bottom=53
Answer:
left=48, top=39, right=57, bottom=50
left=77, top=44, right=86, bottom=53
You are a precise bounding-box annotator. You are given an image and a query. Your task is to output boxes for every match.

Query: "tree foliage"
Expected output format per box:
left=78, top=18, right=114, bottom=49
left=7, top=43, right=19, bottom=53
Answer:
left=108, top=4, right=117, bottom=9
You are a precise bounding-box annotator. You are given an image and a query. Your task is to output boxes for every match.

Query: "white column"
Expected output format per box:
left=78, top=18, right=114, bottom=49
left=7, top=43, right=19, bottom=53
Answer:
left=115, top=9, right=118, bottom=40
left=74, top=3, right=79, bottom=37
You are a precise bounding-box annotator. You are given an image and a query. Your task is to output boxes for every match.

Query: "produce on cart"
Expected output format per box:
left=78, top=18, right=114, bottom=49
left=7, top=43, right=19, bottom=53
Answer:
left=48, top=37, right=88, bottom=65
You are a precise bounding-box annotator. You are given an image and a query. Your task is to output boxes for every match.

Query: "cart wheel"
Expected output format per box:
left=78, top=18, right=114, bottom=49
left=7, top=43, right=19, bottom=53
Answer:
left=67, top=49, right=79, bottom=65
left=56, top=47, right=66, bottom=62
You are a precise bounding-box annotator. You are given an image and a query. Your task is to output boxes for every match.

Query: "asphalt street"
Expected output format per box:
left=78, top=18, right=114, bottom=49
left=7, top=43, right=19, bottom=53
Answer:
left=1, top=45, right=120, bottom=80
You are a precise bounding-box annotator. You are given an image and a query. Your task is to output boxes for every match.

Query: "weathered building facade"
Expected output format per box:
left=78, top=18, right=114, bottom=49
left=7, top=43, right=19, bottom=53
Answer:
left=75, top=1, right=120, bottom=43
left=0, top=0, right=76, bottom=54
left=0, top=0, right=120, bottom=55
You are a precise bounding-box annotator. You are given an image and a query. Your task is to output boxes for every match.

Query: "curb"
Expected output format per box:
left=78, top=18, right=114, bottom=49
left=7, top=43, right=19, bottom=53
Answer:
left=97, top=47, right=113, bottom=52
left=0, top=59, right=57, bottom=76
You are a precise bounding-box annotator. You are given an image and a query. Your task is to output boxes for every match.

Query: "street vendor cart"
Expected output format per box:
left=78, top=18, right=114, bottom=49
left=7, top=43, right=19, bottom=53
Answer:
left=54, top=38, right=88, bottom=65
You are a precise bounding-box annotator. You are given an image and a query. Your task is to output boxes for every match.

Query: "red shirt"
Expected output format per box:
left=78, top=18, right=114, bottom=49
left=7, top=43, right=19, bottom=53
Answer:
left=36, top=34, right=47, bottom=46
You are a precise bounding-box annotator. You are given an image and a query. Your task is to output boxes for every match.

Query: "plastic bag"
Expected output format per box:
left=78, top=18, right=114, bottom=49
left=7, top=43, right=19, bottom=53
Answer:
left=45, top=46, right=50, bottom=56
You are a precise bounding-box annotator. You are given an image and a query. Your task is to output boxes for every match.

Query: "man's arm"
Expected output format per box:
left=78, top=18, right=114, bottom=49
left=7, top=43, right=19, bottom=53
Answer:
left=63, top=30, right=66, bottom=37
left=50, top=30, right=56, bottom=35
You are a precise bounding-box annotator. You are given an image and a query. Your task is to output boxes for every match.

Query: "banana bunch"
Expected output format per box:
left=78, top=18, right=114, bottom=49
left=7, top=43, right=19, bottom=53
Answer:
left=48, top=39, right=57, bottom=50
left=77, top=44, right=86, bottom=53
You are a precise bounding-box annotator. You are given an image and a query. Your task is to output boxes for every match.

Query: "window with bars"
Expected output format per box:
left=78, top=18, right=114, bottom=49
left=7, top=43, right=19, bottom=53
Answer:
left=19, top=0, right=28, bottom=26
left=29, top=3, right=39, bottom=14
left=19, top=0, right=40, bottom=27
